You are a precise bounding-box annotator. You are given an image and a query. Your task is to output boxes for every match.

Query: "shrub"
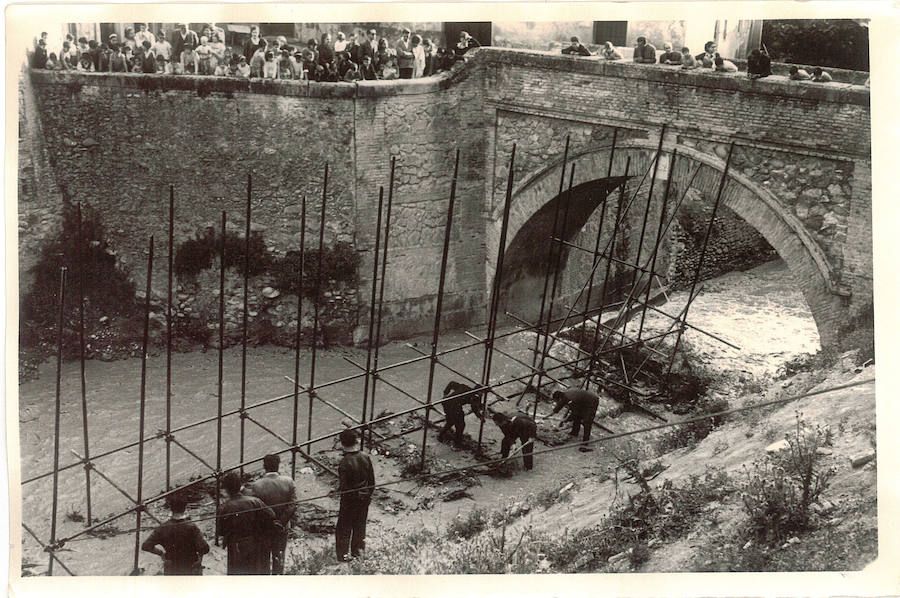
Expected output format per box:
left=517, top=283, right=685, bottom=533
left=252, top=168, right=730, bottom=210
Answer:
left=655, top=394, right=729, bottom=453
left=271, top=242, right=361, bottom=297
left=446, top=507, right=490, bottom=540
left=174, top=227, right=269, bottom=279
left=739, top=414, right=835, bottom=545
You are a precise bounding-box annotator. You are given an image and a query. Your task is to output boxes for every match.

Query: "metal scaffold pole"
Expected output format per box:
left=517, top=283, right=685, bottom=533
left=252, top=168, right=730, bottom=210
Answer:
left=307, top=163, right=328, bottom=454
left=165, top=185, right=174, bottom=491
left=368, top=158, right=396, bottom=445
left=666, top=143, right=735, bottom=378
left=361, top=187, right=384, bottom=450
left=215, top=211, right=226, bottom=540
left=477, top=145, right=517, bottom=450
left=132, top=236, right=153, bottom=575
left=290, top=196, right=307, bottom=478
left=623, top=125, right=665, bottom=341
left=239, top=173, right=252, bottom=475
left=48, top=266, right=66, bottom=576
left=421, top=149, right=460, bottom=467
left=76, top=203, right=93, bottom=525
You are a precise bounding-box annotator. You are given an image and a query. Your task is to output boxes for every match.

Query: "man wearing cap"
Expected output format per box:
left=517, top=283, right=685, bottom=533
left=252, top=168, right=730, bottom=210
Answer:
left=395, top=28, right=414, bottom=79
left=550, top=389, right=600, bottom=443
left=561, top=36, right=591, bottom=56
left=172, top=23, right=199, bottom=64
left=247, top=454, right=297, bottom=574
left=335, top=429, right=375, bottom=562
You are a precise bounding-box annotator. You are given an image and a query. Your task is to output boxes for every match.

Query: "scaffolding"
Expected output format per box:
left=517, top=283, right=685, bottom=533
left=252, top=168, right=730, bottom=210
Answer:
left=22, top=129, right=748, bottom=576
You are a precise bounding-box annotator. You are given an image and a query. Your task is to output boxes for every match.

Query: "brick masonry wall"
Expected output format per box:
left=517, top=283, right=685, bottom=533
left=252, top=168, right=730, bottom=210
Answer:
left=23, top=48, right=871, bottom=345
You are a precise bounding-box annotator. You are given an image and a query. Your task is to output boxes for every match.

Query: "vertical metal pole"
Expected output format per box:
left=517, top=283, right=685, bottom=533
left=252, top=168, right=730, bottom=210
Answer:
left=76, top=204, right=92, bottom=525
left=623, top=125, right=665, bottom=340
left=239, top=173, right=251, bottom=475
left=580, top=130, right=617, bottom=353
left=215, top=211, right=225, bottom=539
left=528, top=137, right=569, bottom=384
left=290, top=197, right=306, bottom=478
left=476, top=145, right=517, bottom=451
left=532, top=164, right=575, bottom=416
left=360, top=187, right=384, bottom=450
left=133, top=236, right=153, bottom=575
left=165, top=185, right=174, bottom=491
left=639, top=150, right=678, bottom=337
left=307, top=164, right=328, bottom=453
left=581, top=158, right=630, bottom=392
left=421, top=149, right=460, bottom=467
left=666, top=143, right=734, bottom=377
left=48, top=266, right=66, bottom=575
left=368, top=158, right=396, bottom=446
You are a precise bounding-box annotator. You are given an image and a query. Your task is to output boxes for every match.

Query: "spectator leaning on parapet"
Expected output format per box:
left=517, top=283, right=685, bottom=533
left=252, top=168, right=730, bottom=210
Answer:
left=152, top=29, right=172, bottom=61
left=318, top=32, right=335, bottom=68
left=455, top=31, right=480, bottom=58
left=600, top=41, right=622, bottom=60
left=659, top=42, right=682, bottom=65
left=172, top=23, right=199, bottom=64
left=134, top=23, right=156, bottom=48
left=561, top=36, right=592, bottom=56
left=423, top=38, right=436, bottom=75
left=139, top=40, right=157, bottom=73
left=375, top=38, right=391, bottom=74
left=714, top=53, right=738, bottom=72
left=250, top=39, right=268, bottom=77
left=746, top=48, right=772, bottom=79
left=680, top=47, right=699, bottom=69
left=633, top=36, right=656, bottom=63
left=361, top=29, right=378, bottom=64
left=789, top=65, right=812, bottom=80
left=32, top=38, right=48, bottom=68
left=812, top=67, right=833, bottom=82
left=395, top=28, right=414, bottom=79
left=696, top=41, right=716, bottom=67
left=333, top=31, right=348, bottom=53
left=360, top=54, right=379, bottom=80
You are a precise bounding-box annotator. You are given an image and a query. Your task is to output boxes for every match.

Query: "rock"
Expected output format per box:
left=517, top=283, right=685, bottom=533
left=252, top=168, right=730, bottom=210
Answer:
left=559, top=482, right=574, bottom=496
left=81, top=138, right=99, bottom=148
left=851, top=450, right=875, bottom=468
left=607, top=551, right=629, bottom=565
left=299, top=467, right=314, bottom=475
left=816, top=447, right=833, bottom=456
left=261, top=286, right=280, bottom=299
left=99, top=316, right=109, bottom=324
left=787, top=536, right=800, bottom=544
left=742, top=540, right=753, bottom=550
left=812, top=499, right=835, bottom=515
left=827, top=183, right=843, bottom=197
left=765, top=439, right=789, bottom=453
left=249, top=222, right=267, bottom=233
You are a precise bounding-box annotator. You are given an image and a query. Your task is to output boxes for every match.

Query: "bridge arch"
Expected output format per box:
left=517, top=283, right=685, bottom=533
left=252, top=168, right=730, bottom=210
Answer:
left=487, top=139, right=844, bottom=347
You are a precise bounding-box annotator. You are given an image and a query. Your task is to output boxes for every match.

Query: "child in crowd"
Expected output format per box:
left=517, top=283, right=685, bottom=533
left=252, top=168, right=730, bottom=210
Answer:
left=714, top=54, right=738, bottom=72
left=423, top=38, right=436, bottom=76
left=98, top=43, right=111, bottom=71
left=87, top=39, right=101, bottom=70
left=152, top=29, right=172, bottom=61
left=60, top=41, right=73, bottom=69
left=600, top=41, right=622, bottom=60
left=181, top=39, right=198, bottom=74
left=789, top=65, right=811, bottom=80
left=381, top=54, right=398, bottom=80
left=196, top=36, right=213, bottom=75
left=45, top=52, right=61, bottom=70
left=156, top=55, right=168, bottom=74
left=360, top=54, right=378, bottom=80
left=78, top=52, right=94, bottom=71
left=108, top=44, right=128, bottom=72
left=278, top=48, right=297, bottom=79
left=262, top=50, right=278, bottom=79
left=343, top=60, right=362, bottom=81
left=33, top=39, right=48, bottom=69
left=235, top=55, right=250, bottom=78
left=249, top=41, right=268, bottom=77
left=812, top=67, right=832, bottom=82
left=139, top=41, right=157, bottom=73
left=680, top=47, right=699, bottom=69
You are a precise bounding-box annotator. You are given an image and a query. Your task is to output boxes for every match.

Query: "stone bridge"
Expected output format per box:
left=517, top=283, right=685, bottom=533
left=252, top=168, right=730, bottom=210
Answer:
left=21, top=48, right=871, bottom=346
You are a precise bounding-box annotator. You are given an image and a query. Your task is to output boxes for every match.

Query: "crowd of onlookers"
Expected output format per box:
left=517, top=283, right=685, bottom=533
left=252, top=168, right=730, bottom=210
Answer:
left=29, top=24, right=482, bottom=81
left=562, top=35, right=840, bottom=82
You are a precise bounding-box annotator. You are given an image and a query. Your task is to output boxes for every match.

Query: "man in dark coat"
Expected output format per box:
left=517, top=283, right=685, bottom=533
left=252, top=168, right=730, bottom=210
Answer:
left=492, top=412, right=536, bottom=471
left=439, top=381, right=484, bottom=446
left=247, top=454, right=297, bottom=574
left=141, top=492, right=209, bottom=575
left=335, top=429, right=375, bottom=561
left=561, top=36, right=592, bottom=56
left=216, top=471, right=277, bottom=575
left=551, top=389, right=600, bottom=442
left=171, top=23, right=199, bottom=64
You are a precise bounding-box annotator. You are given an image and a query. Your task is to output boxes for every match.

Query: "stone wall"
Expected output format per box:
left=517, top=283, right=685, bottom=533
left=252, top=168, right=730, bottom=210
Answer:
left=22, top=47, right=871, bottom=346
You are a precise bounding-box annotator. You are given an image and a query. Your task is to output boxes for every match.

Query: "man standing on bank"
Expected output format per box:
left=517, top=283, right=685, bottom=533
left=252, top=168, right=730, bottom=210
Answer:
left=247, top=454, right=298, bottom=574
left=551, top=389, right=600, bottom=446
left=336, top=429, right=376, bottom=562
left=141, top=492, right=209, bottom=575
left=216, top=471, right=278, bottom=575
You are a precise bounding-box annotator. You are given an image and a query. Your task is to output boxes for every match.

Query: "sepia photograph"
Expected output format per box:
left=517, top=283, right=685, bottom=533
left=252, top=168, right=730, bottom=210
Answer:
left=5, top=1, right=897, bottom=595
